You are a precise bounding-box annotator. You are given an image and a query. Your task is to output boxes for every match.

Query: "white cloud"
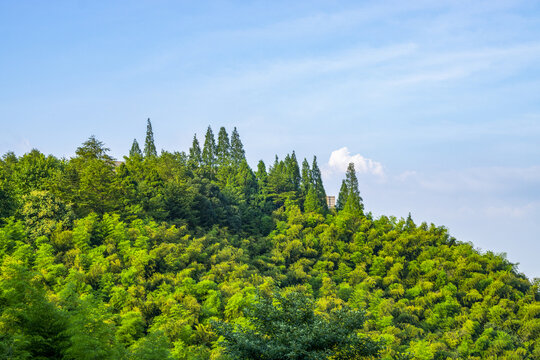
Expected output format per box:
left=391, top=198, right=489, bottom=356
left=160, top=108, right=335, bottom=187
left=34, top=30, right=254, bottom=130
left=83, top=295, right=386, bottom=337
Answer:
left=327, top=147, right=384, bottom=177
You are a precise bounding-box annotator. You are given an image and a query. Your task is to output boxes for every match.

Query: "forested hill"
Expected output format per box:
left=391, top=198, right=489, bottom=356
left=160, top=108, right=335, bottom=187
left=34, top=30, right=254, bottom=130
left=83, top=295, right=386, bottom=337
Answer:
left=0, top=120, right=538, bottom=359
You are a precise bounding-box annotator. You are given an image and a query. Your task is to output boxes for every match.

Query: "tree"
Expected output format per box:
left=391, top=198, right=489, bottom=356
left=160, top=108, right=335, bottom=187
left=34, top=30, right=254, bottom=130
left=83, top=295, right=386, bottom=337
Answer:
left=11, top=149, right=61, bottom=195
left=62, top=136, right=118, bottom=216
left=285, top=151, right=301, bottom=192
left=129, top=139, right=142, bottom=158
left=202, top=126, right=217, bottom=172
left=304, top=184, right=323, bottom=214
left=336, top=180, right=348, bottom=211
left=311, top=156, right=328, bottom=213
left=21, top=190, right=73, bottom=239
left=301, top=158, right=311, bottom=196
left=144, top=118, right=157, bottom=158
left=0, top=259, right=68, bottom=359
left=0, top=178, right=16, bottom=222
left=230, top=127, right=245, bottom=165
left=62, top=295, right=124, bottom=360
left=128, top=331, right=172, bottom=360
left=216, top=127, right=231, bottom=166
left=214, top=291, right=380, bottom=360
left=75, top=136, right=114, bottom=163
left=344, top=162, right=363, bottom=213
left=255, top=160, right=267, bottom=182
left=188, top=135, right=202, bottom=168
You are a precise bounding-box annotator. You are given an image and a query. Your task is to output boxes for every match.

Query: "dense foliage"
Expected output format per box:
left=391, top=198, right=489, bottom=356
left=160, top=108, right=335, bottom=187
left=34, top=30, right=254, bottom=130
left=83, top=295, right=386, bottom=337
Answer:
left=214, top=291, right=380, bottom=359
left=0, top=122, right=538, bottom=359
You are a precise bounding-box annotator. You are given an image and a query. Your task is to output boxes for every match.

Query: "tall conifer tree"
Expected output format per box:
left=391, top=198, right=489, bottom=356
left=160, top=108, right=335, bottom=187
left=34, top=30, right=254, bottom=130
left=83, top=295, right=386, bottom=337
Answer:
left=288, top=151, right=301, bottom=191
left=129, top=139, right=142, bottom=158
left=301, top=158, right=311, bottom=196
left=230, top=127, right=245, bottom=165
left=202, top=126, right=217, bottom=169
left=311, top=156, right=328, bottom=212
left=256, top=160, right=267, bottom=181
left=304, top=184, right=323, bottom=214
left=144, top=118, right=157, bottom=158
left=336, top=180, right=348, bottom=211
left=189, top=134, right=202, bottom=167
left=344, top=162, right=363, bottom=213
left=216, top=127, right=231, bottom=165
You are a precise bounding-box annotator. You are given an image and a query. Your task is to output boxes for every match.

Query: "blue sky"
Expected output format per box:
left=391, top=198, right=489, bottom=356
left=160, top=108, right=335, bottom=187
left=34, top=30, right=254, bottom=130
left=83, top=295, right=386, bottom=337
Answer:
left=1, top=1, right=539, bottom=278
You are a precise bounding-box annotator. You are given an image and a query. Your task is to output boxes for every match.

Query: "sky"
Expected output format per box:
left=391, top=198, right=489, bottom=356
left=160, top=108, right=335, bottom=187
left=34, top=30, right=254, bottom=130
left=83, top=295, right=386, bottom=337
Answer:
left=1, top=0, right=539, bottom=278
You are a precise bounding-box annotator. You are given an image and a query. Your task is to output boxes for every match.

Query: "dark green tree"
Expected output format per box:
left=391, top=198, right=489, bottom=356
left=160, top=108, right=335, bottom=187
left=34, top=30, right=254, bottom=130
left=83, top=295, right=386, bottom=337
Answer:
left=129, top=139, right=142, bottom=158
left=202, top=126, right=217, bottom=172
left=216, top=127, right=231, bottom=166
left=285, top=151, right=301, bottom=192
left=57, top=136, right=118, bottom=216
left=336, top=180, right=348, bottom=211
left=75, top=136, right=114, bottom=163
left=0, top=259, right=68, bottom=359
left=311, top=156, right=328, bottom=213
left=344, top=162, right=363, bottom=213
left=214, top=291, right=380, bottom=360
left=230, top=127, right=245, bottom=165
left=301, top=158, right=311, bottom=196
left=256, top=160, right=267, bottom=182
left=144, top=118, right=157, bottom=158
left=188, top=135, right=202, bottom=168
left=0, top=179, right=16, bottom=222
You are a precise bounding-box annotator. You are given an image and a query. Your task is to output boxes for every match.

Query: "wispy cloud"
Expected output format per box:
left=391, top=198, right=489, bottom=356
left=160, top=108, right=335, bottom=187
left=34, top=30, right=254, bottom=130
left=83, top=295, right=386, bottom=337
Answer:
left=394, top=166, right=540, bottom=194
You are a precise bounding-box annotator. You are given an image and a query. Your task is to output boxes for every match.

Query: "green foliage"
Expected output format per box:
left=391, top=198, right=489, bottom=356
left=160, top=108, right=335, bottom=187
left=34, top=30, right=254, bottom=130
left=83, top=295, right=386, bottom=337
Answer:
left=336, top=179, right=348, bottom=211
left=343, top=162, right=363, bottom=214
left=202, top=126, right=217, bottom=173
left=230, top=127, right=245, bottom=165
left=0, top=258, right=67, bottom=359
left=129, top=139, right=142, bottom=158
left=216, top=127, right=231, bottom=166
left=0, top=124, right=537, bottom=359
left=214, top=291, right=380, bottom=360
left=189, top=135, right=202, bottom=168
left=304, top=184, right=323, bottom=214
left=144, top=118, right=158, bottom=158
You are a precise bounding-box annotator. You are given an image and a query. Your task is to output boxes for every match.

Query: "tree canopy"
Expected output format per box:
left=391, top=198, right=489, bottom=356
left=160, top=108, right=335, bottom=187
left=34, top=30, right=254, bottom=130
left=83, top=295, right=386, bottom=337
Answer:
left=0, top=123, right=538, bottom=359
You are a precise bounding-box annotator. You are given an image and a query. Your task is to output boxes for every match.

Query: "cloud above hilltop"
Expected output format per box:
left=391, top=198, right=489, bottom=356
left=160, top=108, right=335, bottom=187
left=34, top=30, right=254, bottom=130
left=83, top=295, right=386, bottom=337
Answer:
left=327, top=147, right=384, bottom=178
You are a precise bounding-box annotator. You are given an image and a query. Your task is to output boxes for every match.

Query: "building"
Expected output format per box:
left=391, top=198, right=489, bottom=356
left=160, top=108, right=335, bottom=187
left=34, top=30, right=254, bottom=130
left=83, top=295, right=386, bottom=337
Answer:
left=326, top=196, right=335, bottom=209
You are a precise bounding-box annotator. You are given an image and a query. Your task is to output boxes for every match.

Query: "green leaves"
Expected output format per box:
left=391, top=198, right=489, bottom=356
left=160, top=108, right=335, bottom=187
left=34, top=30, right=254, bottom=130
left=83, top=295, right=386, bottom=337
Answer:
left=214, top=291, right=380, bottom=360
left=0, top=123, right=538, bottom=359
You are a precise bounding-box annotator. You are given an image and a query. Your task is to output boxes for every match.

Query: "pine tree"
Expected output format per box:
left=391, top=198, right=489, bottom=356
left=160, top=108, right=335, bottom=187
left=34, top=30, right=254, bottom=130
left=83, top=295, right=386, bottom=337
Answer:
left=256, top=160, right=267, bottom=181
left=344, top=162, right=363, bottom=213
left=301, top=158, right=311, bottom=196
left=287, top=151, right=301, bottom=192
left=189, top=134, right=202, bottom=167
left=311, top=156, right=328, bottom=213
left=129, top=139, right=142, bottom=158
left=202, top=126, right=217, bottom=170
left=336, top=180, right=348, bottom=211
left=304, top=184, right=323, bottom=214
left=144, top=118, right=158, bottom=158
left=230, top=127, right=245, bottom=165
left=217, top=127, right=231, bottom=166
left=75, top=135, right=114, bottom=163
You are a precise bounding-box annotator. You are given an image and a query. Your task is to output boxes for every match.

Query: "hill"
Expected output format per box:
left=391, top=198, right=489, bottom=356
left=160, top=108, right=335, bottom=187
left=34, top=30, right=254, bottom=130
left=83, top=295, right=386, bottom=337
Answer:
left=0, top=122, right=538, bottom=359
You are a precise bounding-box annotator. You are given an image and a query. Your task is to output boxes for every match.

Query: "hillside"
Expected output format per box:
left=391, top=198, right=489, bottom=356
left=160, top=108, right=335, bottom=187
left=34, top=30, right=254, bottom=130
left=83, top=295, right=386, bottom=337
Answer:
left=0, top=122, right=538, bottom=359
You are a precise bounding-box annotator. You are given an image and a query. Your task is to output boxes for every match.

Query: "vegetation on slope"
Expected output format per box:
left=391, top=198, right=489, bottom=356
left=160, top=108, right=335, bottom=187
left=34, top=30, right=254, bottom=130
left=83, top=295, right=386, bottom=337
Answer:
left=0, top=121, right=538, bottom=359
